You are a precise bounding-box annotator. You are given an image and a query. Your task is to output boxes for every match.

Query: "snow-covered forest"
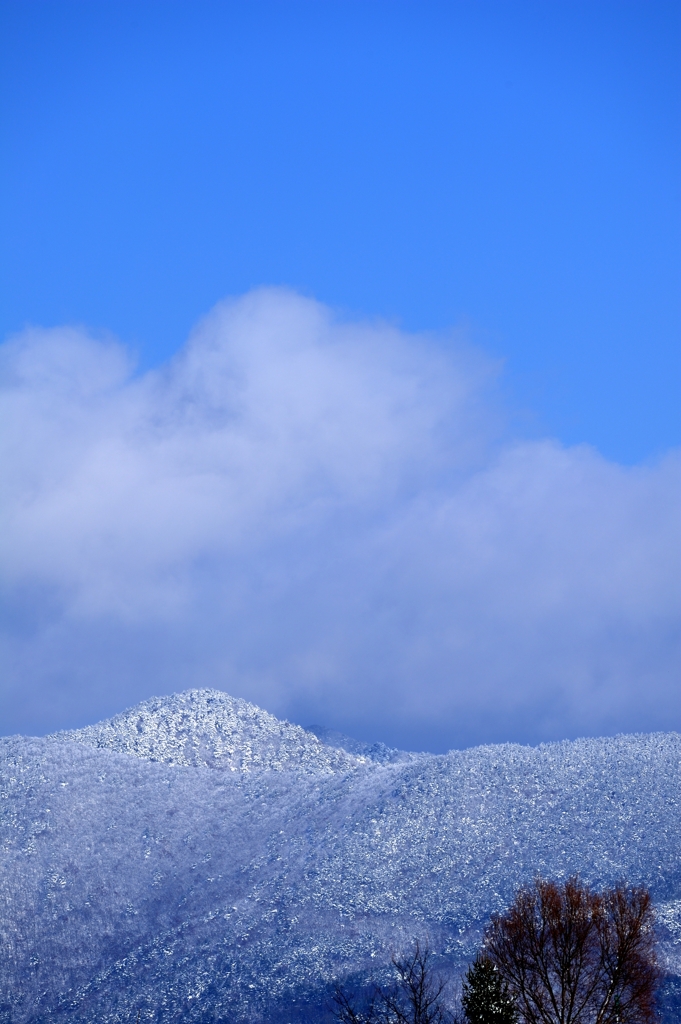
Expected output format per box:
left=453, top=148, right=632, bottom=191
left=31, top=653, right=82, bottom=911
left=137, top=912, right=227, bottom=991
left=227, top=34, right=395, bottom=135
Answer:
left=1, top=689, right=679, bottom=1022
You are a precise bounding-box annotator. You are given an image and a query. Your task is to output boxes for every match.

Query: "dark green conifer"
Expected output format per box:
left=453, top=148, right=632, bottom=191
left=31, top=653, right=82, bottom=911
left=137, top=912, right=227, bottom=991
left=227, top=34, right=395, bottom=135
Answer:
left=461, top=956, right=516, bottom=1024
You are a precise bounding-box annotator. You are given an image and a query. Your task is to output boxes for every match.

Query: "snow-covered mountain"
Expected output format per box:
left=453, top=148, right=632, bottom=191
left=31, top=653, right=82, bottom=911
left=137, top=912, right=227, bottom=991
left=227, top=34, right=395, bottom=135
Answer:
left=1, top=689, right=679, bottom=1023
left=56, top=689, right=361, bottom=774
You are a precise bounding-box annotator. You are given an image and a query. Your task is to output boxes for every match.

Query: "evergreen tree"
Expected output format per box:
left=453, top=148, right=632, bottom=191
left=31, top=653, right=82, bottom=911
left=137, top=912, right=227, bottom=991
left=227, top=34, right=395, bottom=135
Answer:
left=461, top=956, right=516, bottom=1024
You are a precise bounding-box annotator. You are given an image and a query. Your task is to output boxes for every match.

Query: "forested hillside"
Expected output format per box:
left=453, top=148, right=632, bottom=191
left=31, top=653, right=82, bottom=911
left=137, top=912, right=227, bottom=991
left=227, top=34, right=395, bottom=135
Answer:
left=1, top=690, right=679, bottom=1022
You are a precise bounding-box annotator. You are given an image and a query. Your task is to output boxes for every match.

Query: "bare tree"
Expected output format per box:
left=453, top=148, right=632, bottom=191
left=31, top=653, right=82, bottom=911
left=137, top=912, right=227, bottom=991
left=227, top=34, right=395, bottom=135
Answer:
left=483, top=877, right=659, bottom=1024
left=333, top=941, right=453, bottom=1024
left=333, top=984, right=378, bottom=1024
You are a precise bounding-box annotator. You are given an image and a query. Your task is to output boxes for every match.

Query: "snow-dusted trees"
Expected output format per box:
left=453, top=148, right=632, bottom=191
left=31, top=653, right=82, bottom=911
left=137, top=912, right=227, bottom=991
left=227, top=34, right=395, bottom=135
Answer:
left=483, top=877, right=659, bottom=1024
left=333, top=878, right=658, bottom=1024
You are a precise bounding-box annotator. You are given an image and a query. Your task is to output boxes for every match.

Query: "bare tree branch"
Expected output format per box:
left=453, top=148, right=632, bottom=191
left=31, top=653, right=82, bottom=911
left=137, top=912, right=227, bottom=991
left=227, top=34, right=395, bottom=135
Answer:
left=333, top=941, right=453, bottom=1024
left=484, top=878, right=659, bottom=1024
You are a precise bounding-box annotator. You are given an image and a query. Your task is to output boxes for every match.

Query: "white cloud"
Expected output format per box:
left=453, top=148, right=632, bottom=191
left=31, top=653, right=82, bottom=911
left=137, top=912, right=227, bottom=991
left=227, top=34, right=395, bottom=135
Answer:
left=1, top=289, right=679, bottom=747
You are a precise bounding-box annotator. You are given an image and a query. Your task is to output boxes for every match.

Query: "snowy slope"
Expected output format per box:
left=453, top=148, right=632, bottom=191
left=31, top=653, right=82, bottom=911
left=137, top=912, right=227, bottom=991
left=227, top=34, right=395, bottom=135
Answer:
left=1, top=690, right=679, bottom=1023
left=55, top=689, right=361, bottom=773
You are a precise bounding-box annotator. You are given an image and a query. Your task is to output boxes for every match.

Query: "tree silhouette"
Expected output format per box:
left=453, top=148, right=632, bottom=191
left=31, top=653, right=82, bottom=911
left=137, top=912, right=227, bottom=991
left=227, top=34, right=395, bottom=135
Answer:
left=461, top=955, right=517, bottom=1023
left=333, top=941, right=452, bottom=1024
left=483, top=877, right=659, bottom=1024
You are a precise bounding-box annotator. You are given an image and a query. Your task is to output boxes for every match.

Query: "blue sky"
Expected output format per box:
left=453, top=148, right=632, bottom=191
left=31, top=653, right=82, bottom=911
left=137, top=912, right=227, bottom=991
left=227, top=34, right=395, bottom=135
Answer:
left=1, top=1, right=680, bottom=747
left=2, top=0, right=679, bottom=461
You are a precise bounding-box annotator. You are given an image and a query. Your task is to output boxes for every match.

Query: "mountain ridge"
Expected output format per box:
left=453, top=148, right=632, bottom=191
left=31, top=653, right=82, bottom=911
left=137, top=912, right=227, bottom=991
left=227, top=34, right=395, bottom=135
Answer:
left=52, top=688, right=365, bottom=773
left=1, top=689, right=679, bottom=1023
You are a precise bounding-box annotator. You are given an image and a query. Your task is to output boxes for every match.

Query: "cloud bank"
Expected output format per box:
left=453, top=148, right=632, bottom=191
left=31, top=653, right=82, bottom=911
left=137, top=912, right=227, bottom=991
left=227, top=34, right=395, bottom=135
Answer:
left=1, top=289, right=679, bottom=748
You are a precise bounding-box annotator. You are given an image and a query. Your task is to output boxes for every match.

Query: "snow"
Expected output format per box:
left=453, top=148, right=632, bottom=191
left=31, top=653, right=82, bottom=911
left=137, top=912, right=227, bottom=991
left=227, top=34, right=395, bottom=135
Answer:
left=54, top=689, right=362, bottom=774
left=1, top=689, right=679, bottom=1022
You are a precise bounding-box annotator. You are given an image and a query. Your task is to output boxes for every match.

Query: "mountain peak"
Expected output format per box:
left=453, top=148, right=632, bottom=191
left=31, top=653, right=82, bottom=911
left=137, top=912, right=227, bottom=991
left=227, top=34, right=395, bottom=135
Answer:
left=53, top=688, right=363, bottom=773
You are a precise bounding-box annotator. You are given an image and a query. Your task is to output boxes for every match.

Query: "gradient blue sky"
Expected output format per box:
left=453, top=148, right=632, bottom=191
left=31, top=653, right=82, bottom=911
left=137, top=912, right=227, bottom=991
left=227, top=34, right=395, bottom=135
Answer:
left=1, top=1, right=680, bottom=747
left=2, top=0, right=679, bottom=462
